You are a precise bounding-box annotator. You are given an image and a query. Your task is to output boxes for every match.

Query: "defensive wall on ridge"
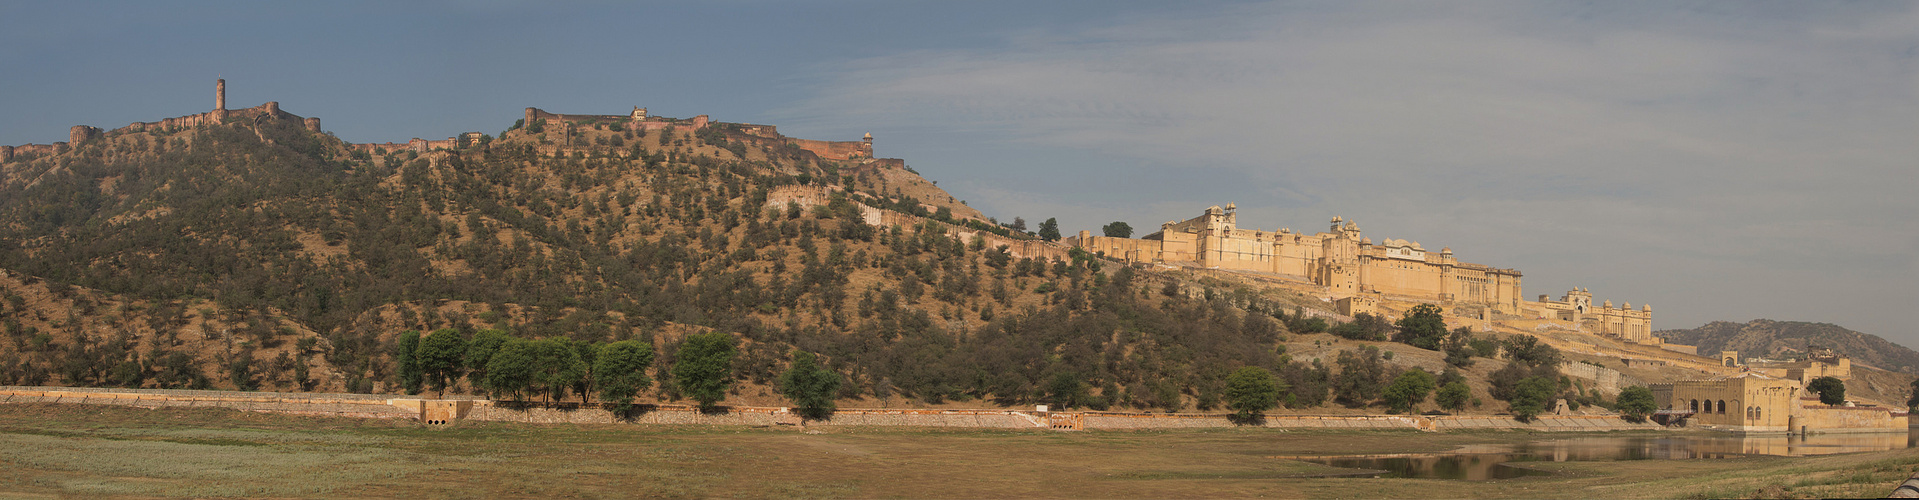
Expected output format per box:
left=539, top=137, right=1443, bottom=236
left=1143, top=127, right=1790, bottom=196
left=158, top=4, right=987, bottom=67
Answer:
left=520, top=106, right=874, bottom=161
left=4, top=79, right=324, bottom=164
left=765, top=185, right=1071, bottom=263
left=5, top=80, right=890, bottom=173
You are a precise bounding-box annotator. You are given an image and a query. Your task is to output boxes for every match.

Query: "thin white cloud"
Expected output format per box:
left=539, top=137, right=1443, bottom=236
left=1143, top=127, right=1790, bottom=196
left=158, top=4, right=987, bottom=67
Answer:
left=784, top=2, right=1919, bottom=343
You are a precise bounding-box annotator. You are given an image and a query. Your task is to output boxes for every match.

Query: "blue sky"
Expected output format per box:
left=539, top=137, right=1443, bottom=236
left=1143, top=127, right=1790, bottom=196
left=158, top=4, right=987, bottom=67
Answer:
left=5, top=1, right=1919, bottom=349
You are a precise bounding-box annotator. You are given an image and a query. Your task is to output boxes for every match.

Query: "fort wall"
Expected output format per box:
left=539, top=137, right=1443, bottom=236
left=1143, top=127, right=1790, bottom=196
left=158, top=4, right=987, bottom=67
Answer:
left=766, top=185, right=1070, bottom=263
left=788, top=138, right=872, bottom=160
left=1559, top=360, right=1644, bottom=394
left=2, top=143, right=65, bottom=163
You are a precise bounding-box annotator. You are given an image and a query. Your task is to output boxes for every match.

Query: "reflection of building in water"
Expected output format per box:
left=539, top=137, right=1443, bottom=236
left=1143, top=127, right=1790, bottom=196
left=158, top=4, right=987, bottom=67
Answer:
left=1532, top=434, right=1909, bottom=459
left=1651, top=354, right=1907, bottom=433
left=1301, top=434, right=1909, bottom=480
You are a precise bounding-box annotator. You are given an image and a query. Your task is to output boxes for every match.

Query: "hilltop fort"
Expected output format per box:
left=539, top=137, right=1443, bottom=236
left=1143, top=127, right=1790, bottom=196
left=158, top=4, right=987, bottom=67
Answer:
left=0, top=79, right=1904, bottom=435
left=1068, top=203, right=1657, bottom=346
left=4, top=80, right=892, bottom=170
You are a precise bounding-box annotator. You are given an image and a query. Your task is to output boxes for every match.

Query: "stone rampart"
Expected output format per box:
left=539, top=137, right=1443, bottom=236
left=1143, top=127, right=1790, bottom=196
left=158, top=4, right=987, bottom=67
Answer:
left=1796, top=401, right=1909, bottom=433
left=1560, top=361, right=1644, bottom=394
left=789, top=138, right=870, bottom=160
left=763, top=185, right=1070, bottom=263
left=2, top=143, right=63, bottom=163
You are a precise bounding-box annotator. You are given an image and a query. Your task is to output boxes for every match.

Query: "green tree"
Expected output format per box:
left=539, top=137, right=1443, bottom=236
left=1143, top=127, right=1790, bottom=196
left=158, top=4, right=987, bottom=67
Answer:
left=1616, top=385, right=1656, bottom=423
left=1808, top=376, right=1846, bottom=405
left=396, top=330, right=423, bottom=395
left=1502, top=335, right=1562, bottom=367
left=1441, top=327, right=1477, bottom=368
left=1435, top=381, right=1472, bottom=412
left=1489, top=361, right=1559, bottom=401
left=1101, top=221, right=1133, bottom=238
left=1333, top=347, right=1388, bottom=407
left=1382, top=368, right=1437, bottom=413
left=1038, top=217, right=1061, bottom=241
left=417, top=328, right=467, bottom=397
left=1393, top=304, right=1447, bottom=350
left=1330, top=312, right=1389, bottom=341
left=1224, top=366, right=1282, bottom=423
left=673, top=332, right=737, bottom=409
left=464, top=329, right=512, bottom=392
left=1907, top=377, right=1919, bottom=411
left=228, top=350, right=256, bottom=391
left=596, top=340, right=655, bottom=414
left=1509, top=376, right=1558, bottom=421
left=484, top=340, right=536, bottom=401
left=529, top=338, right=586, bottom=403
left=1044, top=372, right=1088, bottom=409
left=778, top=350, right=843, bottom=420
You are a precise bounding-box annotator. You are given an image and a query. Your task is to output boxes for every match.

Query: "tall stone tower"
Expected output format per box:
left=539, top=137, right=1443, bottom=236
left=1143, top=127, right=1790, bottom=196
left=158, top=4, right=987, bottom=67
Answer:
left=214, top=79, right=229, bottom=121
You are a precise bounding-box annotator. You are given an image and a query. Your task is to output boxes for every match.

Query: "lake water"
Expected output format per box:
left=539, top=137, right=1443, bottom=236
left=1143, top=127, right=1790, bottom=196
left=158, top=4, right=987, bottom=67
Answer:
left=1288, top=431, right=1917, bottom=480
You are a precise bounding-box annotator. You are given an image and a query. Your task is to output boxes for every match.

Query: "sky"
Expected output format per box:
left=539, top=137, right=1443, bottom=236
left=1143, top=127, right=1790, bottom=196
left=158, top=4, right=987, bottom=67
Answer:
left=4, top=1, right=1918, bottom=348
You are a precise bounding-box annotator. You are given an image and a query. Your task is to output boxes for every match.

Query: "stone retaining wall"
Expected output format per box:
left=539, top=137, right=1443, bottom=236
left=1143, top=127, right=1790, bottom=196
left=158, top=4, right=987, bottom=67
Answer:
left=0, top=386, right=1664, bottom=432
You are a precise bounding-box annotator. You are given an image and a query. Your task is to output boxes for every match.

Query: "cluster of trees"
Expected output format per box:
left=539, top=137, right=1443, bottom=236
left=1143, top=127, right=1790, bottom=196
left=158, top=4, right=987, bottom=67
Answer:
left=390, top=328, right=842, bottom=417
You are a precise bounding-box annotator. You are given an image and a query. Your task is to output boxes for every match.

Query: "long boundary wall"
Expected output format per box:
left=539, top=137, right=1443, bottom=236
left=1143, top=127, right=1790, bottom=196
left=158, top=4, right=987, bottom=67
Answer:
left=1, top=386, right=1663, bottom=432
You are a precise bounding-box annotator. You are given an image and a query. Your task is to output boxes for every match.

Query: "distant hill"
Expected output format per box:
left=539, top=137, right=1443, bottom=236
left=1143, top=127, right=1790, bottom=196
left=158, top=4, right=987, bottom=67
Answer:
left=1655, top=320, right=1919, bottom=374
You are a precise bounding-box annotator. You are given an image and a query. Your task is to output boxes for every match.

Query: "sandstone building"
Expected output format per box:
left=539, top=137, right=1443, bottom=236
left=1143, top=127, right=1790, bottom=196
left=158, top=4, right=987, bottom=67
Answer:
left=1526, top=287, right=1656, bottom=344
left=1066, top=204, right=1667, bottom=345
left=1068, top=204, right=1525, bottom=313
left=1652, top=347, right=1903, bottom=433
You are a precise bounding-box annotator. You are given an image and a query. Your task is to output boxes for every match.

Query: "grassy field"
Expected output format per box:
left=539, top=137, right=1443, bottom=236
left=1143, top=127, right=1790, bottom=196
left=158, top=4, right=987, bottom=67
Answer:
left=0, top=403, right=1914, bottom=499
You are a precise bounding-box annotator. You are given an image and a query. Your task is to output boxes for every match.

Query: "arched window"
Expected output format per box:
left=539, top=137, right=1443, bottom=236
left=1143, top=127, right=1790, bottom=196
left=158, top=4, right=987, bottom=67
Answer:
left=1755, top=407, right=1762, bottom=421
left=1690, top=400, right=1699, bottom=412
left=1718, top=400, right=1727, bottom=414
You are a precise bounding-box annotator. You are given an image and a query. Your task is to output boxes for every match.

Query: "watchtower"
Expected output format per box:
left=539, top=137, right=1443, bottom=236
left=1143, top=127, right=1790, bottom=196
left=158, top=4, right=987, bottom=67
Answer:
left=214, top=79, right=229, bottom=121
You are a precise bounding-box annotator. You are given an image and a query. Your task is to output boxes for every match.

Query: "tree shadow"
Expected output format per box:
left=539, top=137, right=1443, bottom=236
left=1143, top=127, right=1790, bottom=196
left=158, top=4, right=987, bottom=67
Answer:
left=610, top=403, right=659, bottom=422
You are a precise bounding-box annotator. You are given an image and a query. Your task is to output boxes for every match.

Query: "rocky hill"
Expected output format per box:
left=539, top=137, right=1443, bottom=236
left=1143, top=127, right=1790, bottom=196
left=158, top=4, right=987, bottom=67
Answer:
left=19, top=92, right=1896, bottom=419
left=1654, top=320, right=1919, bottom=374
left=0, top=100, right=1347, bottom=413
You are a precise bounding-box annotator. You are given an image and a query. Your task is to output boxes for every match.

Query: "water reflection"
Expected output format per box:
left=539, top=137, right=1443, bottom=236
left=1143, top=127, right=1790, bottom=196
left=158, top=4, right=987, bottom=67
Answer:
left=1290, top=431, right=1915, bottom=480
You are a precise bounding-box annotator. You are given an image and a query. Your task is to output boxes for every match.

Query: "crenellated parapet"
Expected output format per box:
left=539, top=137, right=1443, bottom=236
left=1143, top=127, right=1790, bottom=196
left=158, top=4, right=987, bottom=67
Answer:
left=1525, top=287, right=1654, bottom=343
left=1, top=143, right=66, bottom=163
left=1071, top=204, right=1525, bottom=312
